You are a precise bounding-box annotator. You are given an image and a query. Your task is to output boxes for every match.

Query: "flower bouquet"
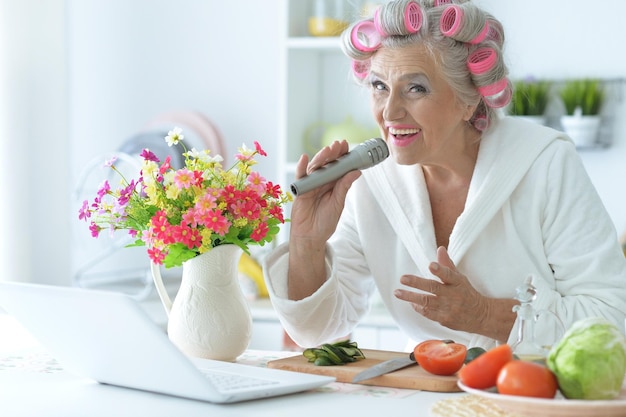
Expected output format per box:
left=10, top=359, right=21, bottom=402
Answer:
left=78, top=128, right=291, bottom=269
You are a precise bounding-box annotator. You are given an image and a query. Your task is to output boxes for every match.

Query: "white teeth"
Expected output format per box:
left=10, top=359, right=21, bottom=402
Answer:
left=389, top=128, right=421, bottom=135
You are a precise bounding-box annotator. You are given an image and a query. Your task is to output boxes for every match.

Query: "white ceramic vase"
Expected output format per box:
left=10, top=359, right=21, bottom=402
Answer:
left=151, top=245, right=252, bottom=361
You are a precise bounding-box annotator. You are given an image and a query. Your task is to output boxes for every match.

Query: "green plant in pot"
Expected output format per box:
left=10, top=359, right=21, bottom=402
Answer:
left=559, top=79, right=605, bottom=148
left=509, top=78, right=552, bottom=124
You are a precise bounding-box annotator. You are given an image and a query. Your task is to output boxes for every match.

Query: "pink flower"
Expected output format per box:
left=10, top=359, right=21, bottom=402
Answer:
left=254, top=141, right=267, bottom=156
left=78, top=200, right=91, bottom=221
left=269, top=205, right=285, bottom=223
left=200, top=209, right=230, bottom=236
left=117, top=180, right=135, bottom=206
left=247, top=172, right=266, bottom=195
left=159, top=156, right=172, bottom=175
left=89, top=222, right=100, bottom=237
left=220, top=185, right=242, bottom=205
left=182, top=209, right=199, bottom=227
left=173, top=168, right=194, bottom=189
left=140, top=148, right=159, bottom=162
left=235, top=152, right=253, bottom=163
left=194, top=193, right=217, bottom=214
left=250, top=221, right=269, bottom=241
left=192, top=170, right=204, bottom=187
left=97, top=180, right=111, bottom=199
left=265, top=181, right=282, bottom=199
left=147, top=246, right=166, bottom=265
left=172, top=225, right=201, bottom=249
left=151, top=210, right=171, bottom=241
left=104, top=156, right=117, bottom=167
left=231, top=199, right=261, bottom=220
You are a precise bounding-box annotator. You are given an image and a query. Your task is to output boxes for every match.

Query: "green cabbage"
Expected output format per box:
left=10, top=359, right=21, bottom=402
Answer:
left=547, top=317, right=626, bottom=399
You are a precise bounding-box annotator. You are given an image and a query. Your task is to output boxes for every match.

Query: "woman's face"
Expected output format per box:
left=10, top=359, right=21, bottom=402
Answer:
left=369, top=43, right=476, bottom=166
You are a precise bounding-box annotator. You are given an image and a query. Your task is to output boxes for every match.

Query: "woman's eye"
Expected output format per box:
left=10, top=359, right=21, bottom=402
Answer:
left=371, top=81, right=387, bottom=91
left=409, top=84, right=428, bottom=94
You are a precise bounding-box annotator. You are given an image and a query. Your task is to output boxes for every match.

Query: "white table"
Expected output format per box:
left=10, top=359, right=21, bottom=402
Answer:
left=0, top=314, right=465, bottom=417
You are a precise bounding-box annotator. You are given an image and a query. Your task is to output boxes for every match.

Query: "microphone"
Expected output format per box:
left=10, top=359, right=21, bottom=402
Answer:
left=290, top=137, right=389, bottom=196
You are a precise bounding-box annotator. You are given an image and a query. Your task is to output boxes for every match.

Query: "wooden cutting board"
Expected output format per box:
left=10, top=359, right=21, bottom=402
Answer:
left=267, top=349, right=461, bottom=392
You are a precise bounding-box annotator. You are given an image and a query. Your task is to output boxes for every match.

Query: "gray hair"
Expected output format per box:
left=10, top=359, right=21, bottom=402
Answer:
left=341, top=0, right=509, bottom=132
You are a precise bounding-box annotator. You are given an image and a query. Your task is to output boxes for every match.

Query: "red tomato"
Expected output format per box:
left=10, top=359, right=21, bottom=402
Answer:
left=496, top=360, right=558, bottom=399
left=413, top=340, right=467, bottom=376
left=458, top=344, right=513, bottom=389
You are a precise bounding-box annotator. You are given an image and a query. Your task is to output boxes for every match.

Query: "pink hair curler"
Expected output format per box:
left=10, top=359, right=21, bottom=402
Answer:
left=440, top=5, right=489, bottom=44
left=440, top=5, right=463, bottom=37
left=472, top=115, right=489, bottom=131
left=351, top=20, right=382, bottom=52
left=375, top=2, right=422, bottom=36
left=404, top=1, right=423, bottom=33
left=486, top=22, right=503, bottom=45
left=478, top=78, right=508, bottom=97
left=467, top=47, right=497, bottom=75
left=352, top=59, right=371, bottom=79
left=373, top=6, right=385, bottom=35
left=469, top=20, right=489, bottom=44
left=480, top=79, right=512, bottom=108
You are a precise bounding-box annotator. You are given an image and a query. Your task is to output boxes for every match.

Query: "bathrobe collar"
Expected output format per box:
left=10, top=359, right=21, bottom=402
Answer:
left=362, top=117, right=569, bottom=275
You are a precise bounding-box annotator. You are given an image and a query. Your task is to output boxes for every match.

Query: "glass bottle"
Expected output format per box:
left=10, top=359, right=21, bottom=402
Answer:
left=509, top=275, right=549, bottom=362
left=308, top=0, right=350, bottom=37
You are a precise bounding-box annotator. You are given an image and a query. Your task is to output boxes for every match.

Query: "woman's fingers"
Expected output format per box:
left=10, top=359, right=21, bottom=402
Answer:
left=295, top=153, right=310, bottom=179
left=306, top=140, right=350, bottom=174
left=436, top=246, right=456, bottom=270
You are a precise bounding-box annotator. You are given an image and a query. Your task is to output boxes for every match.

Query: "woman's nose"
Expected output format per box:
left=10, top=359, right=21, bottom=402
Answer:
left=382, top=93, right=406, bottom=121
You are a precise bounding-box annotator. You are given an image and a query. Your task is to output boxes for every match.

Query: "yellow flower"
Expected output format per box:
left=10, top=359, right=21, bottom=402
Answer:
left=165, top=183, right=180, bottom=200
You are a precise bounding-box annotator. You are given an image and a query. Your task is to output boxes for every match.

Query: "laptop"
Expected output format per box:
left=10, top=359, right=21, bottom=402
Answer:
left=0, top=282, right=334, bottom=403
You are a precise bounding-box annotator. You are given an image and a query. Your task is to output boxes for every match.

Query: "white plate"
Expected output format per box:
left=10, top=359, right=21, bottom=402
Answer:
left=457, top=381, right=626, bottom=417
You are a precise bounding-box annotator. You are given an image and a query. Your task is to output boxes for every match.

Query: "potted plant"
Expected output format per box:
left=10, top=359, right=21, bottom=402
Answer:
left=508, top=78, right=552, bottom=124
left=559, top=79, right=605, bottom=148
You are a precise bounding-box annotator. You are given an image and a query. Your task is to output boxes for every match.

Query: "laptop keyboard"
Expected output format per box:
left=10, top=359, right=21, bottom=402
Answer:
left=202, top=369, right=280, bottom=392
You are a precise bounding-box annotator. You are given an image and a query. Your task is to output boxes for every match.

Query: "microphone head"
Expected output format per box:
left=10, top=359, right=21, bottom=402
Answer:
left=358, top=137, right=389, bottom=167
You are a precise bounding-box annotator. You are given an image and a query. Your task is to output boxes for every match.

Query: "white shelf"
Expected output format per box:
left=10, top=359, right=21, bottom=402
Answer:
left=279, top=1, right=373, bottom=172
left=276, top=0, right=375, bottom=245
left=286, top=36, right=342, bottom=50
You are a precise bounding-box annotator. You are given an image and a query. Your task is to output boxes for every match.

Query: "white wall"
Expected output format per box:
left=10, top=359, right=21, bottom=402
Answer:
left=67, top=0, right=280, bottom=180
left=0, top=0, right=69, bottom=284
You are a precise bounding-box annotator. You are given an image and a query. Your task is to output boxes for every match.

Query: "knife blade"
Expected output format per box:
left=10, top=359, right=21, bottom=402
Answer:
left=351, top=353, right=416, bottom=383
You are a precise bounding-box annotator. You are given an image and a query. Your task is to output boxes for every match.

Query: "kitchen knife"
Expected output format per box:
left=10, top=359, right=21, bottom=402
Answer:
left=351, top=352, right=416, bottom=383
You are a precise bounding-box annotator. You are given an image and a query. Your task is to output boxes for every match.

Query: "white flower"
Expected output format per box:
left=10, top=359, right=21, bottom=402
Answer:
left=165, top=127, right=184, bottom=147
left=187, top=148, right=224, bottom=164
left=237, top=143, right=255, bottom=157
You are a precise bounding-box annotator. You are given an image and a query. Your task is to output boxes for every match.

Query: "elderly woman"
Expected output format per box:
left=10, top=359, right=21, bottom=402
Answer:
left=263, top=0, right=626, bottom=350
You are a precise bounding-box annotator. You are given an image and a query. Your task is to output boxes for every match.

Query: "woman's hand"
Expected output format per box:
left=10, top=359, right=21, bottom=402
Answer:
left=393, top=246, right=517, bottom=342
left=289, top=140, right=361, bottom=244
left=287, top=140, right=362, bottom=300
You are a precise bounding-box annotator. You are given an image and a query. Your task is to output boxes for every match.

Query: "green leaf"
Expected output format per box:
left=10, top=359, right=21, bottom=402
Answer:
left=124, top=239, right=146, bottom=248
left=163, top=243, right=198, bottom=268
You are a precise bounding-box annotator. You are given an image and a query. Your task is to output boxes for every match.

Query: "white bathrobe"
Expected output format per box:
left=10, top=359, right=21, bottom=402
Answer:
left=263, top=117, right=626, bottom=350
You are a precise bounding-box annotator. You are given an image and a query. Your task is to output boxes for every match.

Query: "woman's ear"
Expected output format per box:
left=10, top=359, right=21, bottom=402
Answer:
left=463, top=101, right=480, bottom=122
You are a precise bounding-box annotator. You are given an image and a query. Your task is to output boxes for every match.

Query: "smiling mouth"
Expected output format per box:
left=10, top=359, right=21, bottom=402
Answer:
left=388, top=127, right=421, bottom=138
